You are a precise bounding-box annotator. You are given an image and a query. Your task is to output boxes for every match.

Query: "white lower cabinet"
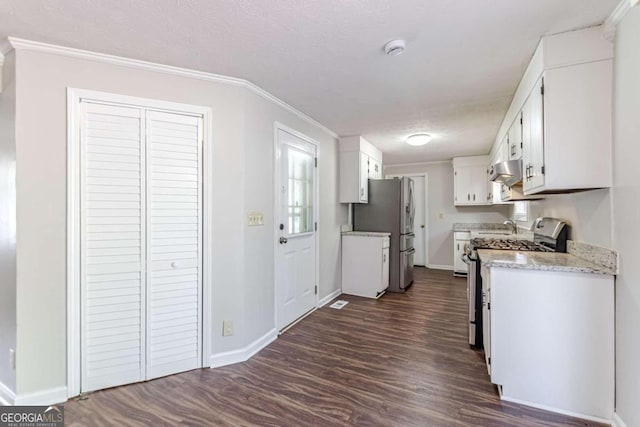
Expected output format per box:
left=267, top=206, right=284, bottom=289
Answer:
left=453, top=232, right=470, bottom=275
left=341, top=233, right=390, bottom=298
left=481, top=266, right=614, bottom=420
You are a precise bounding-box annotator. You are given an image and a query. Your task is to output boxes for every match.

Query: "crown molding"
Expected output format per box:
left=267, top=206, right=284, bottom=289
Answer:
left=383, top=160, right=452, bottom=169
left=604, top=0, right=638, bottom=41
left=2, top=37, right=338, bottom=139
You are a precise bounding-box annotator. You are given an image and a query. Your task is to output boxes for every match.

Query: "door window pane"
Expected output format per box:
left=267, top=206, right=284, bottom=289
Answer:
left=287, top=147, right=314, bottom=234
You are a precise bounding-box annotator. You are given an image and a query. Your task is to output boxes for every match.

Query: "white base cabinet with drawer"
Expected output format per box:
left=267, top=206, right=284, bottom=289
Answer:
left=453, top=231, right=471, bottom=276
left=481, top=266, right=614, bottom=421
left=341, top=233, right=390, bottom=299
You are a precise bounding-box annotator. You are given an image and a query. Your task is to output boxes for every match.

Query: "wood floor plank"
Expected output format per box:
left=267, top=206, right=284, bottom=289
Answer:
left=64, top=268, right=606, bottom=426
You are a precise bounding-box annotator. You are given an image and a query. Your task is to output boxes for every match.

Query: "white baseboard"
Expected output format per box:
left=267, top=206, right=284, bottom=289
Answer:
left=427, top=264, right=453, bottom=271
left=501, top=395, right=612, bottom=425
left=209, top=328, right=277, bottom=369
left=318, top=289, right=342, bottom=307
left=0, top=381, right=16, bottom=405
left=612, top=412, right=628, bottom=427
left=13, top=386, right=67, bottom=406
left=245, top=328, right=278, bottom=360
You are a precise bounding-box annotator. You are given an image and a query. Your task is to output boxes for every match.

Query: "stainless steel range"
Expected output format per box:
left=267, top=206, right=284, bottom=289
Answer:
left=463, top=217, right=569, bottom=348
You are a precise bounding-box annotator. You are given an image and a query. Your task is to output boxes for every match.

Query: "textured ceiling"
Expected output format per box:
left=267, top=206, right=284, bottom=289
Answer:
left=0, top=0, right=618, bottom=164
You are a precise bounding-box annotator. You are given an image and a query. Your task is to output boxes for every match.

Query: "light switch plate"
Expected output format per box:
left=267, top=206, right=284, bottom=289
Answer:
left=247, top=212, right=264, bottom=226
left=222, top=320, right=234, bottom=336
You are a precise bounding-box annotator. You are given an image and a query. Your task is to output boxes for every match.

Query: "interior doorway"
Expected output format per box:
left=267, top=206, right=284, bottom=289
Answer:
left=385, top=173, right=428, bottom=266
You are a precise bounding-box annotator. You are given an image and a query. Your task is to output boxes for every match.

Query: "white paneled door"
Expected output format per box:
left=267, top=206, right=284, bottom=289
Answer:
left=276, top=127, right=317, bottom=331
left=80, top=101, right=202, bottom=393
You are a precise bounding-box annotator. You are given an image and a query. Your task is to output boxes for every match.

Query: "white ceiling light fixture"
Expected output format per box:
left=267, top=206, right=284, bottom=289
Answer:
left=406, top=134, right=432, bottom=146
left=384, top=39, right=406, bottom=56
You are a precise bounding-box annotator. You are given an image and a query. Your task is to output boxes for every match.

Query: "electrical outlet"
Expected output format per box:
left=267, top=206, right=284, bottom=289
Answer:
left=222, top=320, right=234, bottom=336
left=439, top=213, right=444, bottom=219
left=247, top=212, right=264, bottom=226
left=9, top=349, right=15, bottom=370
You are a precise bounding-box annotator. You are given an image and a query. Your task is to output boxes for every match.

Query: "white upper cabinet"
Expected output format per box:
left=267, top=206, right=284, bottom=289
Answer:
left=339, top=136, right=383, bottom=203
left=490, top=26, right=613, bottom=195
left=453, top=156, right=491, bottom=206
left=368, top=157, right=382, bottom=179
left=522, top=76, right=546, bottom=193
left=507, top=112, right=523, bottom=160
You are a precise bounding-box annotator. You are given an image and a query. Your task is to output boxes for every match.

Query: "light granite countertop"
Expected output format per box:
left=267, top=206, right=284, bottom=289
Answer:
left=477, top=249, right=616, bottom=275
left=341, top=231, right=391, bottom=238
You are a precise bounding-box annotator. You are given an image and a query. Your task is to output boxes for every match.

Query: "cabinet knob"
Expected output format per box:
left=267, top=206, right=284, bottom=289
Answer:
left=467, top=194, right=470, bottom=201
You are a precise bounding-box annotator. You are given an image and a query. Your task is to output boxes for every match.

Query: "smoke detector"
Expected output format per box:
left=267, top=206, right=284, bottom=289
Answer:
left=384, top=39, right=406, bottom=56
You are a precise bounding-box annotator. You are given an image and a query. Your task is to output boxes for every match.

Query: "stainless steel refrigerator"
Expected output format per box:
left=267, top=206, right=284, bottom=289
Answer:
left=353, top=177, right=415, bottom=293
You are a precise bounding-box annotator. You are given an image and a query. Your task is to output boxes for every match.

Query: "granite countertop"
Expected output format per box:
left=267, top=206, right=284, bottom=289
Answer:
left=477, top=249, right=616, bottom=276
left=341, top=231, right=391, bottom=237
left=453, top=223, right=511, bottom=232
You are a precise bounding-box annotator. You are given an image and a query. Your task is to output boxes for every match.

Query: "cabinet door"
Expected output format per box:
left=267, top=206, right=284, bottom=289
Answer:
left=523, top=77, right=546, bottom=193
left=508, top=112, right=523, bottom=160
left=453, top=239, right=467, bottom=273
left=471, top=165, right=488, bottom=204
left=359, top=152, right=369, bottom=202
left=502, top=135, right=510, bottom=162
left=381, top=247, right=390, bottom=291
left=454, top=167, right=471, bottom=205
left=369, top=158, right=382, bottom=179
left=483, top=286, right=491, bottom=375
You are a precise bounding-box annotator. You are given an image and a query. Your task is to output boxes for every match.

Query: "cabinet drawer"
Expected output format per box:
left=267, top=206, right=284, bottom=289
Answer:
left=454, top=231, right=471, bottom=240
left=382, top=237, right=390, bottom=249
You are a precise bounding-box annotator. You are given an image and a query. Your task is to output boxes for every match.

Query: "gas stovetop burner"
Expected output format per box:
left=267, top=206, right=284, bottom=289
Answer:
left=471, top=238, right=552, bottom=252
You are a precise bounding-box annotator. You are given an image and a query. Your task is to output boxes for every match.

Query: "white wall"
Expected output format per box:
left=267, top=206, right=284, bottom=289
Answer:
left=242, top=88, right=345, bottom=344
left=11, top=48, right=345, bottom=396
left=384, top=162, right=509, bottom=267
left=0, top=51, right=17, bottom=395
left=611, top=6, right=640, bottom=427
left=514, top=189, right=612, bottom=247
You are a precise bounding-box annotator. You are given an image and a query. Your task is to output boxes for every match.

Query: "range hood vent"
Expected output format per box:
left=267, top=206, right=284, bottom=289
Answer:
left=489, top=159, right=522, bottom=187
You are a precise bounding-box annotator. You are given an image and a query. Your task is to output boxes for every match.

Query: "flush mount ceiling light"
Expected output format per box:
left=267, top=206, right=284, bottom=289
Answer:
left=406, top=134, right=432, bottom=146
left=384, top=39, right=406, bottom=56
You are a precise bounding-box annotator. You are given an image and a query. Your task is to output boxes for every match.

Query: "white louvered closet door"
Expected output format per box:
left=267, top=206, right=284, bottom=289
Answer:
left=145, top=111, right=202, bottom=380
left=81, top=102, right=146, bottom=393
left=80, top=102, right=203, bottom=392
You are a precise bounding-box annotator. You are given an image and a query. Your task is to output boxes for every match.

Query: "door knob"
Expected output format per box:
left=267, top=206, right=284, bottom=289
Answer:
left=171, top=262, right=178, bottom=269
left=420, top=225, right=425, bottom=228
left=279, top=237, right=288, bottom=244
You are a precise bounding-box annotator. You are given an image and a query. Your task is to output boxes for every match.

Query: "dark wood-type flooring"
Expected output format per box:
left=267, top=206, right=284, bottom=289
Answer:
left=65, top=268, right=605, bottom=426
